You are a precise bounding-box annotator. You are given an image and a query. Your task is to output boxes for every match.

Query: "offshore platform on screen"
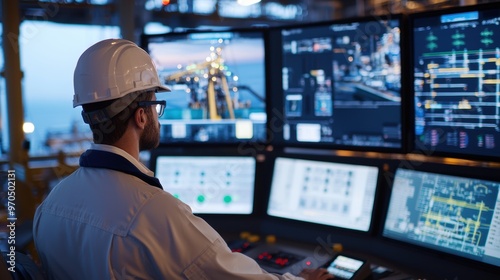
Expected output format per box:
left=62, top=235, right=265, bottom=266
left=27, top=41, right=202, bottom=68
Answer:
left=147, top=30, right=267, bottom=144
left=163, top=44, right=262, bottom=121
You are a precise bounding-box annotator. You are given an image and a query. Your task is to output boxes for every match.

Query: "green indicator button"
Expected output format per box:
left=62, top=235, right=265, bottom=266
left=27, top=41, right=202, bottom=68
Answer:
left=197, top=195, right=205, bottom=203
left=223, top=195, right=232, bottom=204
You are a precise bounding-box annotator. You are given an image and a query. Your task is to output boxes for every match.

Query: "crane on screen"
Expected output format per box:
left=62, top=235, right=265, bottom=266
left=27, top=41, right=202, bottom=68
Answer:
left=163, top=45, right=238, bottom=120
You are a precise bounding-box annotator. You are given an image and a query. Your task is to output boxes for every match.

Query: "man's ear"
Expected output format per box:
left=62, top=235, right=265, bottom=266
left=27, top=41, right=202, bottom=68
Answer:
left=133, top=107, right=147, bottom=129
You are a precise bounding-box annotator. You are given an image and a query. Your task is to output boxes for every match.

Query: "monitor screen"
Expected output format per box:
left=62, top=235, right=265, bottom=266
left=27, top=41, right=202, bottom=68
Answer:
left=278, top=16, right=402, bottom=150
left=412, top=5, right=500, bottom=159
left=267, top=157, right=379, bottom=232
left=142, top=29, right=267, bottom=144
left=155, top=155, right=256, bottom=214
left=383, top=168, right=500, bottom=268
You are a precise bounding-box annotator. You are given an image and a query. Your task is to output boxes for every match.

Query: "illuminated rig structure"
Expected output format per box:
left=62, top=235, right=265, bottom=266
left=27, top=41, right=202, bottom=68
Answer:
left=162, top=43, right=262, bottom=121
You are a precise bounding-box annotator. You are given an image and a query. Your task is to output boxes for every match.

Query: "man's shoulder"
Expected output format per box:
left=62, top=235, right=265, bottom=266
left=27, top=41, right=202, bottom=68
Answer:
left=36, top=167, right=175, bottom=236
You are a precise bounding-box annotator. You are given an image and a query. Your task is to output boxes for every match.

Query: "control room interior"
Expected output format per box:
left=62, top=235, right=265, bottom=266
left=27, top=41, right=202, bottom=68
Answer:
left=1, top=0, right=500, bottom=279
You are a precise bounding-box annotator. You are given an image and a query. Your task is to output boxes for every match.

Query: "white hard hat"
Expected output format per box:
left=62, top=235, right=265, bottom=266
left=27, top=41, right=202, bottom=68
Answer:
left=73, top=38, right=170, bottom=107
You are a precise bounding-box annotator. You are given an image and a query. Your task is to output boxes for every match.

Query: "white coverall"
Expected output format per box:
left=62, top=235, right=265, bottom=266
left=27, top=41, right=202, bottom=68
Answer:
left=33, top=144, right=304, bottom=280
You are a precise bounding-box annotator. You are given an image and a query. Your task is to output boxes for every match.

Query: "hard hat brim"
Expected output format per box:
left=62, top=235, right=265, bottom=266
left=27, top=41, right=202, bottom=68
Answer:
left=157, top=84, right=171, bottom=92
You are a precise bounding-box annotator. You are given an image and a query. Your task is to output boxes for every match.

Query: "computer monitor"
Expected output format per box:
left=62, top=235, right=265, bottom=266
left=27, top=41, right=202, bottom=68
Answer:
left=275, top=15, right=403, bottom=151
left=154, top=155, right=256, bottom=214
left=267, top=157, right=379, bottom=232
left=383, top=168, right=500, bottom=268
left=141, top=28, right=268, bottom=145
left=412, top=3, right=500, bottom=160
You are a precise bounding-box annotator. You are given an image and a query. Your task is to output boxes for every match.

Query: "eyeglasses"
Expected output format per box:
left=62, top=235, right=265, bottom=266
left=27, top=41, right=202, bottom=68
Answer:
left=137, top=100, right=166, bottom=117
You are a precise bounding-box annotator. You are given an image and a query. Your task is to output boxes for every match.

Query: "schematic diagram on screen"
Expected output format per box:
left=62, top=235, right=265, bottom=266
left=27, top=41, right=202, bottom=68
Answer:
left=413, top=13, right=500, bottom=154
left=385, top=169, right=499, bottom=258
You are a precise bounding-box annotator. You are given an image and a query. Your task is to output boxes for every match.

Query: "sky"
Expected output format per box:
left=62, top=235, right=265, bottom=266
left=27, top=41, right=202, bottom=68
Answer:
left=149, top=38, right=265, bottom=69
left=20, top=21, right=120, bottom=103
left=1, top=21, right=120, bottom=154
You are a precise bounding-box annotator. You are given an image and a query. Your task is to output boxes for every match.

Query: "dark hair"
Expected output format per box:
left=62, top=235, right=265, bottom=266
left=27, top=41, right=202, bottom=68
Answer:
left=82, top=91, right=154, bottom=145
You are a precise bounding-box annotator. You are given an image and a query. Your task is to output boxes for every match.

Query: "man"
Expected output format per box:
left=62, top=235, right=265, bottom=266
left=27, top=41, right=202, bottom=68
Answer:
left=33, top=39, right=333, bottom=280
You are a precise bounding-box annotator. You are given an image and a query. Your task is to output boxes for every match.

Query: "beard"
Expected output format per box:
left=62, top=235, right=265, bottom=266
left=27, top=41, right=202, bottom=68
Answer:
left=139, top=114, right=160, bottom=151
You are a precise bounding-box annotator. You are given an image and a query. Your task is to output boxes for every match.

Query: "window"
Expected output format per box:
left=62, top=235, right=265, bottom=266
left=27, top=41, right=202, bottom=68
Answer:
left=18, top=21, right=119, bottom=154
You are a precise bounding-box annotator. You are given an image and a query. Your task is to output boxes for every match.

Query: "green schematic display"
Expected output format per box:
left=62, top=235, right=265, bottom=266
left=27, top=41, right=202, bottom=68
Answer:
left=155, top=156, right=256, bottom=214
left=412, top=7, right=500, bottom=159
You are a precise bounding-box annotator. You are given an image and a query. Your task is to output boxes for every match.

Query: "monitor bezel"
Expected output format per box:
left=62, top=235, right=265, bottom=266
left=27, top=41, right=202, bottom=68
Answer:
left=408, top=2, right=500, bottom=162
left=140, top=27, right=272, bottom=148
left=267, top=13, right=410, bottom=154
left=379, top=161, right=500, bottom=272
left=263, top=150, right=385, bottom=235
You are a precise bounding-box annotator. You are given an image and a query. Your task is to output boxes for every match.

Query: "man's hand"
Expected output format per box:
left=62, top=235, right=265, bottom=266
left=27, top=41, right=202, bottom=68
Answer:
left=299, top=268, right=334, bottom=280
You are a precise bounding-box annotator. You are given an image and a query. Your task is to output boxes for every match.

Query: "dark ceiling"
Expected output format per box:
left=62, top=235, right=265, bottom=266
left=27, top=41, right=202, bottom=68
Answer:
left=11, top=0, right=500, bottom=30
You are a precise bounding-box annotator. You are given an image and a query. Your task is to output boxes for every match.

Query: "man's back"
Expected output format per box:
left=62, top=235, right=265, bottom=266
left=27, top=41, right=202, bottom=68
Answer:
left=33, top=165, right=167, bottom=279
left=33, top=148, right=284, bottom=280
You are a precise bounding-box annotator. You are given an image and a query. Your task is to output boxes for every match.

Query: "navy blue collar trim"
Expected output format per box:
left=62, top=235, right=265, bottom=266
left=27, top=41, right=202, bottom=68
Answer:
left=79, top=149, right=163, bottom=190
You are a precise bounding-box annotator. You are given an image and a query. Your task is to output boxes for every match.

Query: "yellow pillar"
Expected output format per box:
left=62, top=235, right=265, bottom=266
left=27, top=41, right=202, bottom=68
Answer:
left=2, top=0, right=26, bottom=165
left=2, top=1, right=36, bottom=246
left=207, top=78, right=221, bottom=120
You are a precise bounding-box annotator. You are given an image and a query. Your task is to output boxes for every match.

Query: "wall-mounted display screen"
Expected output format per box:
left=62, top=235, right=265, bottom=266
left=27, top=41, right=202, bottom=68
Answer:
left=278, top=16, right=402, bottom=151
left=383, top=168, right=500, bottom=268
left=155, top=155, right=256, bottom=214
left=267, top=157, right=379, bottom=232
left=412, top=6, right=500, bottom=159
left=142, top=29, right=267, bottom=144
